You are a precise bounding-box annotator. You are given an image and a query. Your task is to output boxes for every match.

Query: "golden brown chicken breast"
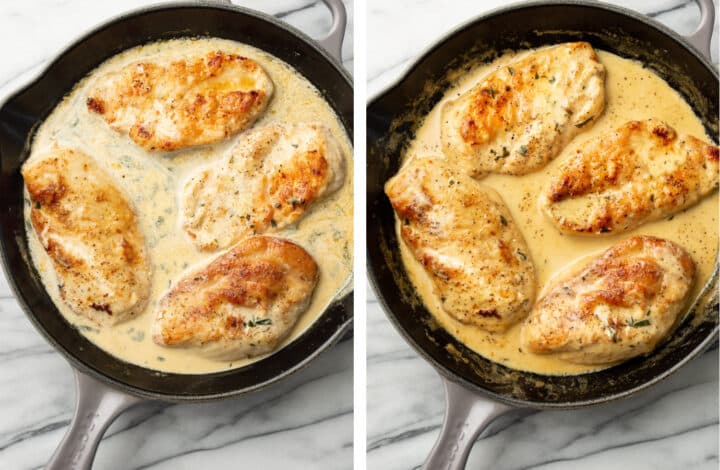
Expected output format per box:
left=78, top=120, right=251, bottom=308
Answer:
left=181, top=122, right=345, bottom=251
left=385, top=156, right=535, bottom=331
left=86, top=51, right=273, bottom=151
left=21, top=148, right=151, bottom=325
left=542, top=119, right=719, bottom=235
left=441, top=42, right=605, bottom=177
left=521, top=236, right=695, bottom=364
left=152, top=236, right=318, bottom=360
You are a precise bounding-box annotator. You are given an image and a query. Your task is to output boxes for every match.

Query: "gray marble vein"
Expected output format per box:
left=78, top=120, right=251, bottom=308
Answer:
left=0, top=1, right=353, bottom=469
left=367, top=1, right=719, bottom=469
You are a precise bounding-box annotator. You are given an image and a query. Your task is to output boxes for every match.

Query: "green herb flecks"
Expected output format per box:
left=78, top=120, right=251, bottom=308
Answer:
left=308, top=230, right=324, bottom=245
left=518, top=145, right=528, bottom=156
left=499, top=215, right=508, bottom=226
left=508, top=67, right=514, bottom=75
left=628, top=318, right=651, bottom=328
left=247, top=317, right=272, bottom=327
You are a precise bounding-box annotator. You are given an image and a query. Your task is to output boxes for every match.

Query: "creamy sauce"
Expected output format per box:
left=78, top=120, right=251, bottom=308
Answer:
left=24, top=38, right=353, bottom=374
left=397, top=49, right=718, bottom=376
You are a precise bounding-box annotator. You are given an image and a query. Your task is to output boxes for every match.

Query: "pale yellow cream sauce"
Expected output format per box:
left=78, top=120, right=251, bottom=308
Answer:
left=397, top=49, right=718, bottom=376
left=25, top=38, right=353, bottom=374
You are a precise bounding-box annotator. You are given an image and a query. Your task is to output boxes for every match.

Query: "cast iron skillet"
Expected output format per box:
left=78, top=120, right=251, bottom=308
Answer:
left=367, top=1, right=718, bottom=468
left=0, top=1, right=352, bottom=468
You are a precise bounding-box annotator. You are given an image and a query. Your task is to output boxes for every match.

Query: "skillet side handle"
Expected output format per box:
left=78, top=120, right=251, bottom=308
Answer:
left=46, top=369, right=143, bottom=470
left=316, top=0, right=348, bottom=63
left=685, top=0, right=715, bottom=59
left=422, top=378, right=512, bottom=470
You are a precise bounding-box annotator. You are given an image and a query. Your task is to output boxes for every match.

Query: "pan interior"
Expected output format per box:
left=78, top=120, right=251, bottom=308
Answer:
left=367, top=2, right=718, bottom=407
left=0, top=4, right=352, bottom=400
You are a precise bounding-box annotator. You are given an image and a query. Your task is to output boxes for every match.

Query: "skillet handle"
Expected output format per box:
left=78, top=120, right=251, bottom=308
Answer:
left=316, top=0, right=348, bottom=63
left=422, top=378, right=513, bottom=470
left=685, top=0, right=715, bottom=59
left=46, top=369, right=143, bottom=470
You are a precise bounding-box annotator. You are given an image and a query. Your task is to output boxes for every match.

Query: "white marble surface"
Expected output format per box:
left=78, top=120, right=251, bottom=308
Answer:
left=367, top=1, right=719, bottom=469
left=0, top=1, right=353, bottom=469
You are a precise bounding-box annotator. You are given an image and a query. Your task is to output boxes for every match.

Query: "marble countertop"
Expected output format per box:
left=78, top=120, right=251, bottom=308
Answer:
left=0, top=1, right=353, bottom=469
left=366, top=0, right=719, bottom=469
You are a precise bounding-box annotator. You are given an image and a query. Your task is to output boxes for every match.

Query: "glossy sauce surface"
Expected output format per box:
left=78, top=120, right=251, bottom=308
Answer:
left=397, top=49, right=718, bottom=375
left=25, top=38, right=353, bottom=374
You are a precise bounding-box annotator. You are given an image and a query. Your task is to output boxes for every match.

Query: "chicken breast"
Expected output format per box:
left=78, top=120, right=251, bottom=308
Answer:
left=521, top=236, right=695, bottom=364
left=182, top=122, right=345, bottom=251
left=441, top=42, right=605, bottom=177
left=152, top=236, right=318, bottom=360
left=542, top=119, right=719, bottom=235
left=86, top=51, right=273, bottom=152
left=385, top=156, right=535, bottom=331
left=21, top=148, right=151, bottom=325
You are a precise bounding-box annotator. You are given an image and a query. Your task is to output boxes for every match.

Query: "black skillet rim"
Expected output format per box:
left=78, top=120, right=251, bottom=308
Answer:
left=0, top=1, right=353, bottom=401
left=369, top=0, right=716, bottom=102
left=367, top=0, right=719, bottom=409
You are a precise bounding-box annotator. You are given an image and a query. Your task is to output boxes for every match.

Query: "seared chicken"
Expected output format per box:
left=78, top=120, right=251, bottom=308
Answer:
left=152, top=236, right=318, bottom=360
left=385, top=156, right=535, bottom=331
left=182, top=122, right=345, bottom=251
left=21, top=148, right=151, bottom=325
left=441, top=42, right=605, bottom=176
left=542, top=119, right=719, bottom=235
left=521, top=236, right=695, bottom=364
left=86, top=51, right=273, bottom=151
